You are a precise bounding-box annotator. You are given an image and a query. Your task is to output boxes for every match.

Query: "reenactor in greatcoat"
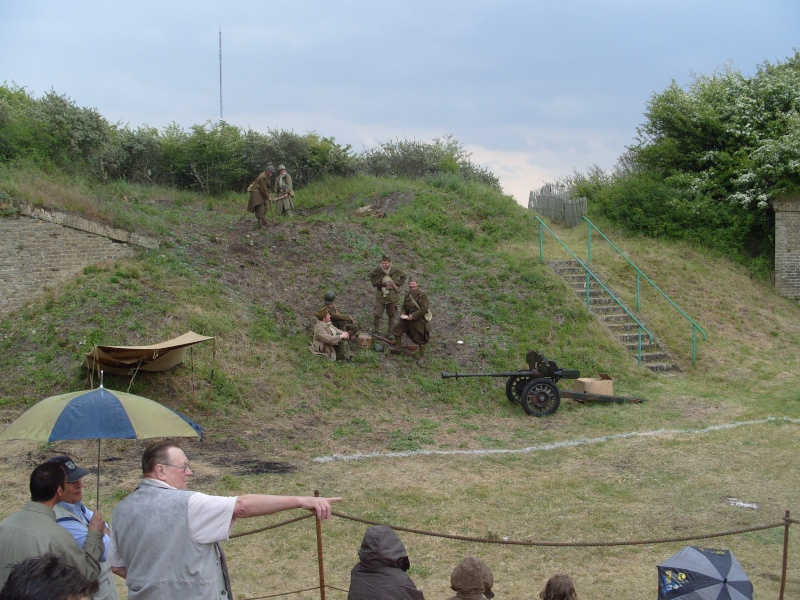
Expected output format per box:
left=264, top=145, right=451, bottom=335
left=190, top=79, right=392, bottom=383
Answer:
left=393, top=278, right=431, bottom=365
left=247, top=164, right=274, bottom=228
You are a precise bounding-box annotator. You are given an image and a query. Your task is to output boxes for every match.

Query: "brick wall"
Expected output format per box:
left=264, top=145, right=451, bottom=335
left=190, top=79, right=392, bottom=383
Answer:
left=0, top=206, right=158, bottom=318
left=773, top=199, right=800, bottom=300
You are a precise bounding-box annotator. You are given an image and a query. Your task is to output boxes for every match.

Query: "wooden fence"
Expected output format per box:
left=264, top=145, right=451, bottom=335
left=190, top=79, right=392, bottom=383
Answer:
left=528, top=184, right=587, bottom=227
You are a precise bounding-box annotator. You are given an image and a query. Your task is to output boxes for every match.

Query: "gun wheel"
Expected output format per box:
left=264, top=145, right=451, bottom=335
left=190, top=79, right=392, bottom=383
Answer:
left=520, top=378, right=560, bottom=417
left=505, top=372, right=532, bottom=404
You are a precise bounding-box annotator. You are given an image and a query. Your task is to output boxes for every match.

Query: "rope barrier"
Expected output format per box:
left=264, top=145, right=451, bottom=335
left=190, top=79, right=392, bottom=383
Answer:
left=230, top=513, right=314, bottom=539
left=239, top=584, right=349, bottom=600
left=228, top=509, right=797, bottom=600
left=331, top=511, right=786, bottom=548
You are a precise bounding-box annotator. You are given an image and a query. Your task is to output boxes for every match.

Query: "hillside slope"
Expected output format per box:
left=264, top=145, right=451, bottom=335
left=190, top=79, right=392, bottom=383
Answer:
left=1, top=172, right=800, bottom=598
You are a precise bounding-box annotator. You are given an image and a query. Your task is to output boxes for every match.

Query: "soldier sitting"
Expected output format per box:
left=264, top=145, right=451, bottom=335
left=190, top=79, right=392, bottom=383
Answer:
left=323, top=291, right=360, bottom=340
left=310, top=307, right=353, bottom=362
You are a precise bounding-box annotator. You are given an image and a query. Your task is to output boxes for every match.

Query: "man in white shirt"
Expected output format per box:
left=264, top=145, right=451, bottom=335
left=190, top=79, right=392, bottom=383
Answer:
left=108, top=441, right=341, bottom=600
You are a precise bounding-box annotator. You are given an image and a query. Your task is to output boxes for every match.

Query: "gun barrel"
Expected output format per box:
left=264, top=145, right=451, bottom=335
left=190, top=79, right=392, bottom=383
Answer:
left=441, top=371, right=532, bottom=380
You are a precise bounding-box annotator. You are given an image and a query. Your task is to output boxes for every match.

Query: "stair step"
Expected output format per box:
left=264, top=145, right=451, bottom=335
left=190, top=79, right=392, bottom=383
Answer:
left=547, top=259, right=681, bottom=372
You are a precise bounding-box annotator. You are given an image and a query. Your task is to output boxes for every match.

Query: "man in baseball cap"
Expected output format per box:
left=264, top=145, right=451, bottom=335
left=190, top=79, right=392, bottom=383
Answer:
left=50, top=456, right=118, bottom=600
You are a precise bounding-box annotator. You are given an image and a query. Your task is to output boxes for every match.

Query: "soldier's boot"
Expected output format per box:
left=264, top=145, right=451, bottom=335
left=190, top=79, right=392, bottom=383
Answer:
left=416, top=344, right=426, bottom=366
left=373, top=317, right=382, bottom=334
left=387, top=316, right=396, bottom=340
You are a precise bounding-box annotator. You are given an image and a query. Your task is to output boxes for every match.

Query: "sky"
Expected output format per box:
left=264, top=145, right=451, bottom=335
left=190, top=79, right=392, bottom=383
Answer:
left=1, top=1, right=798, bottom=206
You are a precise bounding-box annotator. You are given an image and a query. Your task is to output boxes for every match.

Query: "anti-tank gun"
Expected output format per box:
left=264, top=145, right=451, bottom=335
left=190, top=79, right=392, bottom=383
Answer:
left=442, top=350, right=644, bottom=417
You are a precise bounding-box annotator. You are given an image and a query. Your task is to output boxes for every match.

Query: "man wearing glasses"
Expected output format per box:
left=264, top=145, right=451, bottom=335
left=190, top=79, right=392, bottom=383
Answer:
left=108, top=441, right=341, bottom=599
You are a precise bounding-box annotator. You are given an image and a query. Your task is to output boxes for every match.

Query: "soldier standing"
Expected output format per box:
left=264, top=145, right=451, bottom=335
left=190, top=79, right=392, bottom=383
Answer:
left=247, top=164, right=274, bottom=227
left=323, top=291, right=360, bottom=340
left=368, top=255, right=406, bottom=338
left=393, top=278, right=431, bottom=365
left=274, top=164, right=295, bottom=216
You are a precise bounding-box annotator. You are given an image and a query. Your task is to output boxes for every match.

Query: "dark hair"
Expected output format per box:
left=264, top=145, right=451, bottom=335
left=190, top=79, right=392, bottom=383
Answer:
left=540, top=574, right=577, bottom=600
left=0, top=553, right=99, bottom=600
left=141, top=440, right=178, bottom=474
left=29, top=462, right=66, bottom=502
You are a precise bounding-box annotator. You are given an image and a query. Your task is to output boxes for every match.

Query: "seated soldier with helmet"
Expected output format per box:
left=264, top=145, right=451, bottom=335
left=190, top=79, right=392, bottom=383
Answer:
left=323, top=291, right=360, bottom=340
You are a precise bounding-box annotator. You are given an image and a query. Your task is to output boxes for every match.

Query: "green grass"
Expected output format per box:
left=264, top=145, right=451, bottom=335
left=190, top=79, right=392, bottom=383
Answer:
left=1, top=166, right=800, bottom=598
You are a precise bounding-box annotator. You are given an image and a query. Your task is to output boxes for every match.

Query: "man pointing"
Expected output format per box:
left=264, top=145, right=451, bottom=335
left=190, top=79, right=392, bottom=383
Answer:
left=109, top=441, right=342, bottom=599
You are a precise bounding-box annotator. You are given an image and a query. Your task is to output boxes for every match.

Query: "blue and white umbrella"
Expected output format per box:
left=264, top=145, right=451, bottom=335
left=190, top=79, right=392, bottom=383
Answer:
left=0, top=384, right=203, bottom=505
left=658, top=545, right=753, bottom=600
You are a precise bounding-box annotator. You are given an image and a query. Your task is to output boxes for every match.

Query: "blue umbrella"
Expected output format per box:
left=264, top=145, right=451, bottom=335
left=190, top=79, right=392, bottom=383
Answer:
left=0, top=384, right=203, bottom=505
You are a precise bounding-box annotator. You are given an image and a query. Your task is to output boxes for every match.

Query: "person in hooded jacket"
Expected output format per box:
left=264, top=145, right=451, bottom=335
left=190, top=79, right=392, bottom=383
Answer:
left=347, top=525, right=425, bottom=600
left=447, top=556, right=494, bottom=600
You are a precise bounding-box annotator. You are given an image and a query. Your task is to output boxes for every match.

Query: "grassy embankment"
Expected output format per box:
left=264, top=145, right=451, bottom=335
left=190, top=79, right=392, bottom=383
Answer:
left=0, top=164, right=798, bottom=598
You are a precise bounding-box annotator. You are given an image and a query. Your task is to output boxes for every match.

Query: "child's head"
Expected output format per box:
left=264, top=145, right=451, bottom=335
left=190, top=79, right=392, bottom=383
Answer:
left=539, top=574, right=577, bottom=600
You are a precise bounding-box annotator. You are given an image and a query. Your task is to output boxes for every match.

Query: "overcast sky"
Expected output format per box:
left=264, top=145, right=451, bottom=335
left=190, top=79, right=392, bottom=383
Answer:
left=1, top=1, right=797, bottom=205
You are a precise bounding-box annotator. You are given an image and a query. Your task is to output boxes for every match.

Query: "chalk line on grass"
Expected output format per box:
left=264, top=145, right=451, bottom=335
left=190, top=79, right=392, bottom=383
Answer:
left=312, top=416, right=800, bottom=463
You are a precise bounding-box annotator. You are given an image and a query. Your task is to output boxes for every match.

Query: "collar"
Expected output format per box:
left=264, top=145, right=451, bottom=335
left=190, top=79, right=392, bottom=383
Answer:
left=24, top=500, right=57, bottom=519
left=139, top=477, right=177, bottom=490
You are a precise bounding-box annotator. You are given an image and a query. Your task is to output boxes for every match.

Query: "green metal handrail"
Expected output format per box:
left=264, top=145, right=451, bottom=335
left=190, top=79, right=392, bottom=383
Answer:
left=582, top=216, right=706, bottom=364
left=534, top=216, right=653, bottom=365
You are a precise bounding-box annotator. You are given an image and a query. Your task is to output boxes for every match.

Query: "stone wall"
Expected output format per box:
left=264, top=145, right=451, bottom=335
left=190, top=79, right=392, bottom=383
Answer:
left=0, top=206, right=158, bottom=318
left=773, top=199, right=800, bottom=300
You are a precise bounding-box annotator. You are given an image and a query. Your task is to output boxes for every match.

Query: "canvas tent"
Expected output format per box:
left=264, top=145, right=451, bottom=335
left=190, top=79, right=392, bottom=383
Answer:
left=83, top=331, right=215, bottom=376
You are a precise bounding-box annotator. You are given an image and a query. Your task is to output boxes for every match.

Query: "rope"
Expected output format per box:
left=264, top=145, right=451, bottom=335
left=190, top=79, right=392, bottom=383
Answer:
left=331, top=511, right=786, bottom=548
left=239, top=584, right=349, bottom=600
left=229, top=513, right=314, bottom=539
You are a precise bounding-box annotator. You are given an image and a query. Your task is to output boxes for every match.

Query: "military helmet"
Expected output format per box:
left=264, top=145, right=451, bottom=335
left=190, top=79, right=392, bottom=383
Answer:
left=324, top=291, right=336, bottom=302
left=278, top=164, right=286, bottom=170
left=265, top=164, right=275, bottom=172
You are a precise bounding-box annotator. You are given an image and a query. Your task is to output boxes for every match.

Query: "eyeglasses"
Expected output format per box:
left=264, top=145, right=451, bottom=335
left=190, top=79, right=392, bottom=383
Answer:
left=161, top=463, right=190, bottom=472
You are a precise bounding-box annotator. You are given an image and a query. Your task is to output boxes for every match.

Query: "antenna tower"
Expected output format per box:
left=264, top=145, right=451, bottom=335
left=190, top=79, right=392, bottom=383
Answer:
left=219, top=26, right=223, bottom=122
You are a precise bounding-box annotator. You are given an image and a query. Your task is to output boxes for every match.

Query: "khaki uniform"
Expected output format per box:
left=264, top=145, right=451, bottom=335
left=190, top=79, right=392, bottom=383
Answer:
left=393, top=288, right=431, bottom=346
left=310, top=320, right=352, bottom=361
left=274, top=171, right=295, bottom=215
left=247, top=171, right=272, bottom=225
left=325, top=301, right=360, bottom=339
left=368, top=265, right=407, bottom=334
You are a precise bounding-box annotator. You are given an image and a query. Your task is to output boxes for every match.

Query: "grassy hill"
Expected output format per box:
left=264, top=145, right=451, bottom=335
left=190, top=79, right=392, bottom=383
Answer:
left=0, top=167, right=799, bottom=598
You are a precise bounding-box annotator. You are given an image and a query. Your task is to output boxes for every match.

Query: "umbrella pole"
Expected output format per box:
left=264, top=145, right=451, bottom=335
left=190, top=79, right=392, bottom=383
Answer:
left=96, top=438, right=101, bottom=512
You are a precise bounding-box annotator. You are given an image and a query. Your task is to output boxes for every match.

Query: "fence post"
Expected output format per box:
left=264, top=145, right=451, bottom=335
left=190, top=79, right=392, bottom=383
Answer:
left=780, top=509, right=790, bottom=600
left=315, top=490, right=326, bottom=600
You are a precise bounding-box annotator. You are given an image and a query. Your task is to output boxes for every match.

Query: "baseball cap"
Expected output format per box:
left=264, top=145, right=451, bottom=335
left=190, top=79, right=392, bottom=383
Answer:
left=50, top=456, right=91, bottom=483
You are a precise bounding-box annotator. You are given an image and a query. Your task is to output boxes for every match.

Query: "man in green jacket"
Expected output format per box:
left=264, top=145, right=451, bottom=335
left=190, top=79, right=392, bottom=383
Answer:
left=0, top=462, right=105, bottom=588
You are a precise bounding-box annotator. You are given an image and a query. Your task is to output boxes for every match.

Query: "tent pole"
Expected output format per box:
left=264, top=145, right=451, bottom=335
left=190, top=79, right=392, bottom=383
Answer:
left=208, top=339, right=216, bottom=416
left=191, top=346, right=195, bottom=404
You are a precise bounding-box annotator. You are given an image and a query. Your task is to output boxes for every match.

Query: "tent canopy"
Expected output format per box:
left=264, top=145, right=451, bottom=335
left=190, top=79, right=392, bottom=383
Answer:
left=83, top=331, right=215, bottom=375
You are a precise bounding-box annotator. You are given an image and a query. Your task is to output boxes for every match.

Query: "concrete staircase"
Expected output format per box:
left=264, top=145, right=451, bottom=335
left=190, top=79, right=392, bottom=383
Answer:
left=547, top=260, right=679, bottom=372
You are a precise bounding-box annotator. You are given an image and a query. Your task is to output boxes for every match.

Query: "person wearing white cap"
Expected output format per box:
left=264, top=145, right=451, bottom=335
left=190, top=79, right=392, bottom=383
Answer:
left=50, top=456, right=119, bottom=600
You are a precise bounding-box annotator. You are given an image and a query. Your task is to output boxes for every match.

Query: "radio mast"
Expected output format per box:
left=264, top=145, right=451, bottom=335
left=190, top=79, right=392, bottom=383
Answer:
left=218, top=26, right=223, bottom=122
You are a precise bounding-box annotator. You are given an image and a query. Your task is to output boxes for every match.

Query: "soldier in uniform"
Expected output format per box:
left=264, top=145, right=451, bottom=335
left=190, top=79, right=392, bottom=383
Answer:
left=368, top=255, right=406, bottom=338
left=274, top=164, right=295, bottom=216
left=323, top=291, right=360, bottom=340
left=310, top=306, right=353, bottom=362
left=247, top=164, right=274, bottom=227
left=393, top=278, right=431, bottom=365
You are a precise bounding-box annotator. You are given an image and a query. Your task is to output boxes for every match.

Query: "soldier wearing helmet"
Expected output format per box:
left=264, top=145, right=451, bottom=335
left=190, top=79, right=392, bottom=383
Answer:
left=323, top=291, right=360, bottom=340
left=274, top=163, right=295, bottom=216
left=246, top=164, right=275, bottom=228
